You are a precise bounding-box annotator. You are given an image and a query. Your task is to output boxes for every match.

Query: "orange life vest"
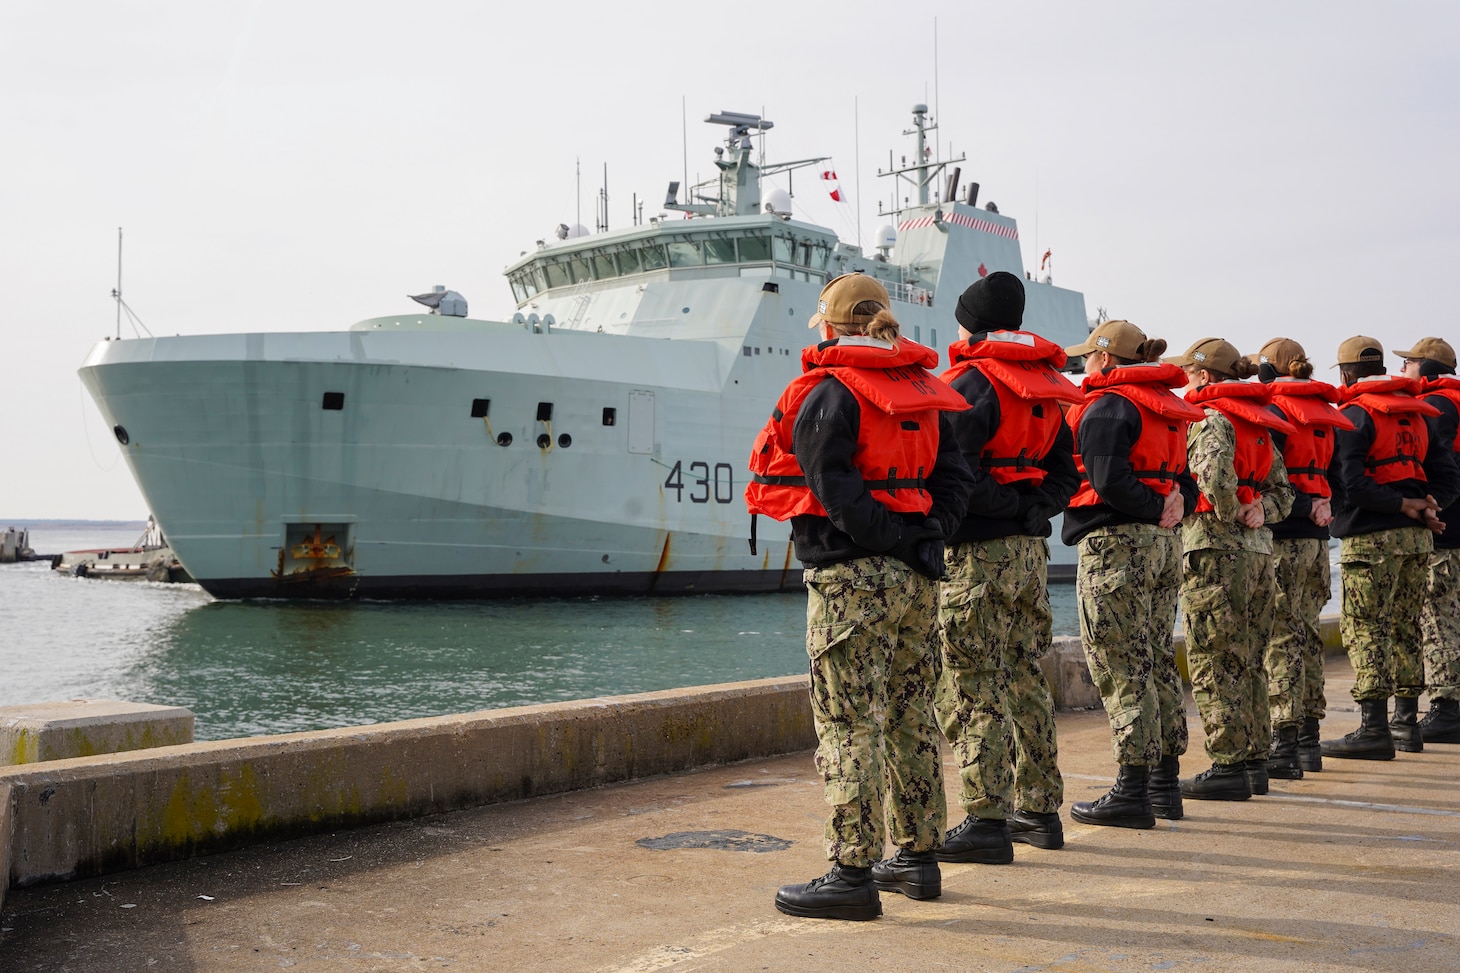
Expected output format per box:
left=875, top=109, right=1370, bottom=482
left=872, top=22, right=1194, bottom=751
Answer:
left=1268, top=378, right=1355, bottom=498
left=942, top=330, right=1084, bottom=486
left=1419, top=376, right=1460, bottom=453
left=1185, top=381, right=1296, bottom=512
left=744, top=336, right=970, bottom=523
left=1067, top=362, right=1207, bottom=508
left=1338, top=376, right=1441, bottom=485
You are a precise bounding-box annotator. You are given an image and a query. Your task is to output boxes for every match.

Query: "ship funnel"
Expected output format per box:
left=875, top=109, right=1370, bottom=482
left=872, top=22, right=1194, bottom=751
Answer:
left=944, top=167, right=961, bottom=205
left=965, top=182, right=980, bottom=207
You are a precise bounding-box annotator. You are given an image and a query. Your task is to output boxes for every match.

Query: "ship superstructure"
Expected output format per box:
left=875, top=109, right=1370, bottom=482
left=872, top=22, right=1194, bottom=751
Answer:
left=80, top=106, right=1089, bottom=599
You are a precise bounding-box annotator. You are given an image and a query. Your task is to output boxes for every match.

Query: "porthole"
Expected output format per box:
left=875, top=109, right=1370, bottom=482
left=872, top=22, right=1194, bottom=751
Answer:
left=681, top=307, right=690, bottom=314
left=113, top=425, right=129, bottom=445
left=558, top=434, right=572, bottom=448
left=537, top=434, right=552, bottom=449
left=496, top=432, right=513, bottom=446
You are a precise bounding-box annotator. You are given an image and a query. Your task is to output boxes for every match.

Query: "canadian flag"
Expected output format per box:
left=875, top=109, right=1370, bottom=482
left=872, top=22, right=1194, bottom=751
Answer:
left=821, top=169, right=843, bottom=203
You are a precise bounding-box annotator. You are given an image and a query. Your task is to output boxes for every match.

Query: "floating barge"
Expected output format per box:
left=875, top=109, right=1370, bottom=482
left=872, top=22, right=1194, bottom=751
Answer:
left=52, top=518, right=192, bottom=583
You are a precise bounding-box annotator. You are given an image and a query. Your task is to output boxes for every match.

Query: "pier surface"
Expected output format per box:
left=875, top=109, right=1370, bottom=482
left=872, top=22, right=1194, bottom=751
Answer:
left=3, top=656, right=1457, bottom=972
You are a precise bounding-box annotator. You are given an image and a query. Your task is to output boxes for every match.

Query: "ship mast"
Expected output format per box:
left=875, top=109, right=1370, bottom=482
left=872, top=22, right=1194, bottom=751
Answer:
left=876, top=104, right=966, bottom=220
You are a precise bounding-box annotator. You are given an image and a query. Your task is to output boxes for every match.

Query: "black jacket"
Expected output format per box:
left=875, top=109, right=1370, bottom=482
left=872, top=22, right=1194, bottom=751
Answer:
left=1061, top=393, right=1200, bottom=546
left=945, top=367, right=1079, bottom=543
left=788, top=378, right=975, bottom=567
left=1330, top=398, right=1460, bottom=539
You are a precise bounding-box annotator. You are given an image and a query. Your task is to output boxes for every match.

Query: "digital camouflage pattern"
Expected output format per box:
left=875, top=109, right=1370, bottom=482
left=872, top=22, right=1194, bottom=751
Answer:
left=1340, top=526, right=1432, bottom=701
left=803, top=555, right=945, bottom=867
left=936, top=536, right=1063, bottom=820
left=1422, top=549, right=1460, bottom=701
left=1182, top=410, right=1295, bottom=555
left=1182, top=548, right=1276, bottom=763
left=1266, top=537, right=1331, bottom=725
left=1077, top=524, right=1188, bottom=767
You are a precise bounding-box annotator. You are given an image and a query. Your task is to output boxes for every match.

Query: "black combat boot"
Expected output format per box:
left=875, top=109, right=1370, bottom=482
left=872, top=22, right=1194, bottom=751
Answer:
left=1070, top=765, right=1156, bottom=829
left=1320, top=699, right=1395, bottom=760
left=1008, top=809, right=1064, bottom=850
left=1419, top=697, right=1460, bottom=744
left=1390, top=696, right=1424, bottom=752
left=1265, top=724, right=1304, bottom=779
left=1244, top=759, right=1270, bottom=794
left=1298, top=715, right=1323, bottom=772
left=774, top=863, right=882, bottom=921
left=871, top=848, right=941, bottom=900
left=1181, top=762, right=1253, bottom=801
left=1148, top=754, right=1183, bottom=821
left=935, top=816, right=1014, bottom=864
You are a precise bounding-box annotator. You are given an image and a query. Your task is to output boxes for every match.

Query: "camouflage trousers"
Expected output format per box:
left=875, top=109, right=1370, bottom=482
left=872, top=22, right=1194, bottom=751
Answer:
left=1422, top=548, right=1460, bottom=701
left=1340, top=527, right=1432, bottom=701
left=1182, top=548, right=1275, bottom=764
left=935, top=536, right=1063, bottom=820
left=803, top=556, right=945, bottom=867
left=1076, top=524, right=1188, bottom=767
left=1265, top=538, right=1330, bottom=726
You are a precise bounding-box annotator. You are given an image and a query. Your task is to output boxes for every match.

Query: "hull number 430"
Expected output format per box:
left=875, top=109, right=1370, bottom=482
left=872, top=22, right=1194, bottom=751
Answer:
left=664, top=461, right=735, bottom=503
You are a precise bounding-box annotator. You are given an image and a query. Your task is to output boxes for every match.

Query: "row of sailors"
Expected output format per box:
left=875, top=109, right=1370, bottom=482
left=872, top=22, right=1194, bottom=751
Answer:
left=747, top=270, right=1460, bottom=921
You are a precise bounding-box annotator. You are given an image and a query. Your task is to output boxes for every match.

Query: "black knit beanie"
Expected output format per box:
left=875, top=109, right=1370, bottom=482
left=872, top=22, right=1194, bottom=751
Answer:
left=955, top=271, right=1025, bottom=334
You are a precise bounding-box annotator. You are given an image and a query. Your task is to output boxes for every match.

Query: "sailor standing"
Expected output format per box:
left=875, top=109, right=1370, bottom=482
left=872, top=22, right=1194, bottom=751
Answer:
left=1253, top=338, right=1353, bottom=776
left=1061, top=320, right=1204, bottom=827
left=1166, top=339, right=1294, bottom=801
left=931, top=273, right=1083, bottom=859
left=745, top=272, right=974, bottom=920
left=1393, top=338, right=1460, bottom=744
left=1322, top=336, right=1460, bottom=760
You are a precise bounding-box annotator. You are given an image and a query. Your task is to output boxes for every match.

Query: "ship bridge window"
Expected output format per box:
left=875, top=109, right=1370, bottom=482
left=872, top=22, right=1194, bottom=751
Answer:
left=703, top=233, right=736, bottom=264
left=568, top=254, right=593, bottom=283
left=809, top=242, right=832, bottom=271
left=738, top=232, right=771, bottom=262
left=772, top=235, right=794, bottom=263
left=510, top=276, right=527, bottom=303
left=543, top=260, right=572, bottom=289
left=592, top=251, right=617, bottom=279
left=638, top=242, right=668, bottom=270
left=667, top=237, right=703, bottom=267
left=617, top=246, right=642, bottom=275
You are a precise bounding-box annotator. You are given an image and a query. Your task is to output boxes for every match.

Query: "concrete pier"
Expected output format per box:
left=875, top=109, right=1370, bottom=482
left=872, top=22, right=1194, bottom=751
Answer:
left=3, top=655, right=1459, bottom=971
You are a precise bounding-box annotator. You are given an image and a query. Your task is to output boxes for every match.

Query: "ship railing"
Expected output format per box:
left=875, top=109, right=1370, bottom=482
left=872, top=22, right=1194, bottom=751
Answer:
left=885, top=280, right=933, bottom=307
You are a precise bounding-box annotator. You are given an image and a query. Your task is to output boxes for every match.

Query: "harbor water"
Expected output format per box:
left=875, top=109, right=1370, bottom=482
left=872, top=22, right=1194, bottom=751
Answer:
left=2, top=523, right=1337, bottom=743
left=2, top=524, right=1084, bottom=741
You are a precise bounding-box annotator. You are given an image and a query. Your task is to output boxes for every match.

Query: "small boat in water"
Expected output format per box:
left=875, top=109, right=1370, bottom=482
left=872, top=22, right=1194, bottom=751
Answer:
left=54, top=517, right=192, bottom=583
left=78, top=105, right=1091, bottom=599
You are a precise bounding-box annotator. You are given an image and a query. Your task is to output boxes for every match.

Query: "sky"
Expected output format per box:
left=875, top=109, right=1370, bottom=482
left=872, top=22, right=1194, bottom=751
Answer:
left=3, top=1, right=1458, bottom=520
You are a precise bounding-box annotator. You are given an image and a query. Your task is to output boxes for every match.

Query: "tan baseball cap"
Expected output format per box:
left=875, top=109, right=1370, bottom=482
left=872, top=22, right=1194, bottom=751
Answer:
left=1335, top=335, right=1385, bottom=367
left=1258, top=337, right=1308, bottom=373
left=1165, top=337, right=1244, bottom=375
left=1065, top=319, right=1148, bottom=360
left=807, top=272, right=890, bottom=329
left=1393, top=337, right=1457, bottom=370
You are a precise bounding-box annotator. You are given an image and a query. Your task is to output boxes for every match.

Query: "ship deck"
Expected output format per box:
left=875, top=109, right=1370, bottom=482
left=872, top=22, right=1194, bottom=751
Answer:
left=4, top=655, right=1457, bottom=971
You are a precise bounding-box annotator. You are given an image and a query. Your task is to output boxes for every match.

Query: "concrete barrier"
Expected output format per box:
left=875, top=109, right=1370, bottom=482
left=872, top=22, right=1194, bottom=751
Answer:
left=0, top=699, right=194, bottom=765
left=0, top=783, right=11, bottom=914
left=2, top=677, right=815, bottom=889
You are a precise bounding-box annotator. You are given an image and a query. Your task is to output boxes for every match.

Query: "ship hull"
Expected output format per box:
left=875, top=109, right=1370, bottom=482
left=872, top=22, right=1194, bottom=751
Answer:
left=79, top=328, right=811, bottom=599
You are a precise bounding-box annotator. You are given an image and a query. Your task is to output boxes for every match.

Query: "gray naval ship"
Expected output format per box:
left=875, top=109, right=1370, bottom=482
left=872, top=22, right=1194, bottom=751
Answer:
left=79, top=106, right=1090, bottom=599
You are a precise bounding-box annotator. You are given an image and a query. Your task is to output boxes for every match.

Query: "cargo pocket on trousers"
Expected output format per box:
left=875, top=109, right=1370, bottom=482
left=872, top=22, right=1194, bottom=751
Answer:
left=806, top=619, right=858, bottom=663
left=1182, top=582, right=1230, bottom=650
